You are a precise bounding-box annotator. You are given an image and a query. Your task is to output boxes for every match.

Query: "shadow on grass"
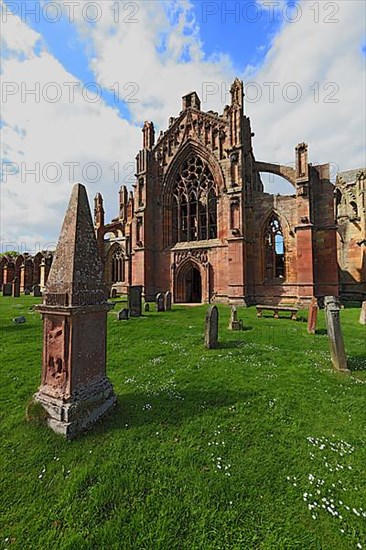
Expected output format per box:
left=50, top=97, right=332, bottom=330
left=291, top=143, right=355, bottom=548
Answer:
left=315, top=329, right=328, bottom=336
left=218, top=340, right=245, bottom=349
left=92, top=388, right=256, bottom=436
left=348, top=355, right=366, bottom=371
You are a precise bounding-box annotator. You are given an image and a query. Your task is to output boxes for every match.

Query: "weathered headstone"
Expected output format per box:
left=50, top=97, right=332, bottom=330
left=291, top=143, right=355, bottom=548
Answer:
left=307, top=297, right=318, bottom=334
left=33, top=284, right=42, bottom=297
left=324, top=296, right=350, bottom=373
left=144, top=303, right=150, bottom=312
left=360, top=301, right=366, bottom=325
left=228, top=306, right=241, bottom=330
left=24, top=289, right=30, bottom=295
left=12, top=277, right=20, bottom=297
left=13, top=316, right=26, bottom=324
left=128, top=285, right=142, bottom=317
left=110, top=288, right=117, bottom=299
left=156, top=292, right=165, bottom=312
left=2, top=283, right=12, bottom=296
left=205, top=305, right=219, bottom=349
left=164, top=290, right=172, bottom=311
left=33, top=183, right=116, bottom=439
left=117, top=308, right=129, bottom=320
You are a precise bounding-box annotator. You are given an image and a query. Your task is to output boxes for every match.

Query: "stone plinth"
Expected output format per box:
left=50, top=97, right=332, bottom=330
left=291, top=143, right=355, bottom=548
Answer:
left=228, top=306, right=241, bottom=330
left=33, top=183, right=116, bottom=439
left=324, top=296, right=350, bottom=373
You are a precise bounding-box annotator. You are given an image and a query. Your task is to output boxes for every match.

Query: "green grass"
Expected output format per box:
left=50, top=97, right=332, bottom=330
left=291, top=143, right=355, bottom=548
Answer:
left=0, top=296, right=365, bottom=550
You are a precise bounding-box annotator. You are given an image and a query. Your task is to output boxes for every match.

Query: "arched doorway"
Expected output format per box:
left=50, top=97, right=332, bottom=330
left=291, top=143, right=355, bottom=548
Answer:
left=175, top=261, right=202, bottom=303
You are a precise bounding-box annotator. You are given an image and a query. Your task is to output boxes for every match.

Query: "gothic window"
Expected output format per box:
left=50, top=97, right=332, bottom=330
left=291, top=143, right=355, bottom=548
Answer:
left=171, top=155, right=217, bottom=243
left=111, top=249, right=125, bottom=283
left=264, top=215, right=285, bottom=280
left=350, top=201, right=358, bottom=219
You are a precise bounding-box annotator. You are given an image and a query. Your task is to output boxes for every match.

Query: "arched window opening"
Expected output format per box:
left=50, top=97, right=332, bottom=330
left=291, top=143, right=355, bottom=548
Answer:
left=350, top=201, right=358, bottom=219
left=111, top=249, right=125, bottom=283
left=264, top=215, right=285, bottom=280
left=171, top=155, right=217, bottom=244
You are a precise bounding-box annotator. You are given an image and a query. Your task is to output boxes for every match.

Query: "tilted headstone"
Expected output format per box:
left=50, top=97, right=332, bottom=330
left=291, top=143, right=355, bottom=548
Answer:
left=117, top=308, right=129, bottom=321
left=13, top=316, right=26, bottom=324
left=228, top=305, right=241, bottom=330
left=128, top=285, right=142, bottom=317
left=144, top=303, right=150, bottom=312
left=2, top=283, right=12, bottom=296
left=164, top=291, right=172, bottom=311
left=324, top=296, right=350, bottom=373
left=307, top=297, right=318, bottom=334
left=33, top=183, right=116, bottom=439
left=12, top=277, right=20, bottom=297
left=360, top=301, right=366, bottom=325
left=156, top=292, right=165, bottom=312
left=205, top=305, right=219, bottom=349
left=33, top=284, right=42, bottom=297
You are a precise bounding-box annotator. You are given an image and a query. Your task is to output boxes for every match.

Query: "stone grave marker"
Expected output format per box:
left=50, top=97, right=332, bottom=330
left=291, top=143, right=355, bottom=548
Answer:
left=128, top=285, right=142, bottom=317
left=12, top=277, right=20, bottom=297
left=33, top=183, right=116, bottom=439
left=110, top=288, right=117, bottom=299
left=164, top=290, right=172, bottom=311
left=3, top=283, right=12, bottom=296
left=144, top=303, right=150, bottom=312
left=205, top=305, right=219, bottom=349
left=33, top=284, right=42, bottom=297
left=228, top=306, right=241, bottom=330
left=24, top=289, right=30, bottom=295
left=360, top=301, right=366, bottom=325
left=156, top=292, right=165, bottom=312
left=117, top=308, right=129, bottom=320
left=307, top=297, right=318, bottom=334
left=13, top=316, right=26, bottom=324
left=324, top=296, right=350, bottom=373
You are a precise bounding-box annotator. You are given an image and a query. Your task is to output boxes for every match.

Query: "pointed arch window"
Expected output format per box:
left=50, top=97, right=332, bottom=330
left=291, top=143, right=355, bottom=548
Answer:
left=111, top=249, right=125, bottom=283
left=264, top=215, right=285, bottom=280
left=171, top=155, right=218, bottom=244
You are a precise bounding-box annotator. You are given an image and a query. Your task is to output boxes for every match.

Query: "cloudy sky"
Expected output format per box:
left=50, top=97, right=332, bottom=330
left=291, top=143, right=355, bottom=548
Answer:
left=1, top=0, right=365, bottom=252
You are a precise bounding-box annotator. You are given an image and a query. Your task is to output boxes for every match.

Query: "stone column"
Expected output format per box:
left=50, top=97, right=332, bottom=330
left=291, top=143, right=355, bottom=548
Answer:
left=359, top=301, right=366, bottom=325
left=324, top=296, right=350, bottom=373
left=39, top=259, right=46, bottom=292
left=33, top=183, right=116, bottom=439
left=307, top=297, right=318, bottom=334
left=12, top=277, right=20, bottom=297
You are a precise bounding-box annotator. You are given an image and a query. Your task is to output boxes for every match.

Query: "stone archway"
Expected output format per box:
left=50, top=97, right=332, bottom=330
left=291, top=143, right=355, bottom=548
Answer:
left=175, top=260, right=203, bottom=303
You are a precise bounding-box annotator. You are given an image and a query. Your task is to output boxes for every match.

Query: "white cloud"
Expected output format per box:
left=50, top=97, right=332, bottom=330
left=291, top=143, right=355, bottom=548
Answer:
left=1, top=0, right=365, bottom=246
left=0, top=1, right=140, bottom=251
left=246, top=0, right=366, bottom=173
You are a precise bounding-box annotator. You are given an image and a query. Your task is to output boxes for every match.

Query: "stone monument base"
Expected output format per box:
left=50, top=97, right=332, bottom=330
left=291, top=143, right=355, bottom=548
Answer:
left=33, top=377, right=116, bottom=439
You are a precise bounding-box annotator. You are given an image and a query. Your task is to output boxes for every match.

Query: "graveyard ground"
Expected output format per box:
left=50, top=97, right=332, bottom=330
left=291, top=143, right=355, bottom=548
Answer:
left=0, top=296, right=365, bottom=550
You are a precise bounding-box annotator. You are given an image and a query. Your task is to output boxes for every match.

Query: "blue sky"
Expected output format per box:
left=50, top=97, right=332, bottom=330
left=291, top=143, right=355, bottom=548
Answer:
left=3, top=0, right=294, bottom=122
left=1, top=0, right=365, bottom=246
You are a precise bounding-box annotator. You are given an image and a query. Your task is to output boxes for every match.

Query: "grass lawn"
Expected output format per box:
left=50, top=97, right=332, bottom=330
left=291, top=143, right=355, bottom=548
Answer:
left=0, top=296, right=365, bottom=550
